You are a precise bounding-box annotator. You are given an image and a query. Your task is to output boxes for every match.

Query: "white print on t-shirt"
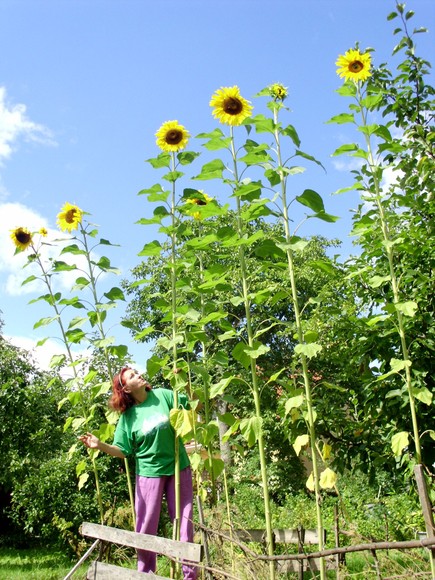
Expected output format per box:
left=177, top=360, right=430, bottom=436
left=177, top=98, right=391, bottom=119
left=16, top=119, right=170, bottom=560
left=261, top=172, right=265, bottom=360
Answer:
left=140, top=413, right=169, bottom=436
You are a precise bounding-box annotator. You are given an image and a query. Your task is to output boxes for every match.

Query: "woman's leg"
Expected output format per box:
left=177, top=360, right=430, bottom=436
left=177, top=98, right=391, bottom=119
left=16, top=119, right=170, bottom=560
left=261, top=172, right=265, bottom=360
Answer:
left=135, top=474, right=164, bottom=572
left=165, top=467, right=197, bottom=580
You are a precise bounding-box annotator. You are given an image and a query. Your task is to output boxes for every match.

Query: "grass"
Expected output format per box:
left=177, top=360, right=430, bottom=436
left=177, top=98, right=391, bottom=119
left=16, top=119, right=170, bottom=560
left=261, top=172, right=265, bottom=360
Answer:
left=0, top=545, right=431, bottom=579
left=0, top=547, right=88, bottom=580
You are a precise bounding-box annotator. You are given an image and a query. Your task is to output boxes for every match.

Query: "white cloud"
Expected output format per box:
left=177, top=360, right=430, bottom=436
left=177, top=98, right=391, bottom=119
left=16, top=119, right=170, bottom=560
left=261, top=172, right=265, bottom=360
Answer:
left=0, top=86, right=55, bottom=164
left=6, top=334, right=89, bottom=377
left=0, top=201, right=107, bottom=298
left=332, top=158, right=364, bottom=173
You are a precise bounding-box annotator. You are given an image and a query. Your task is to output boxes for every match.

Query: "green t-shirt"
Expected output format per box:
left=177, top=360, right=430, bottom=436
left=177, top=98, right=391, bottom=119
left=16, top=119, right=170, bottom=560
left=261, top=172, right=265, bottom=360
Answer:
left=113, top=388, right=190, bottom=477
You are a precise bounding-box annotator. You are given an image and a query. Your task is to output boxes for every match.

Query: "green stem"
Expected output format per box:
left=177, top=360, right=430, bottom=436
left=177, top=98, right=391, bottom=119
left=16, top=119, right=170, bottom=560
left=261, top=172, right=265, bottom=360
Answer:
left=170, top=152, right=181, bottom=544
left=230, top=127, right=276, bottom=580
left=79, top=229, right=136, bottom=526
left=272, top=109, right=326, bottom=580
left=357, top=84, right=421, bottom=464
left=33, top=245, right=105, bottom=524
left=198, top=250, right=217, bottom=504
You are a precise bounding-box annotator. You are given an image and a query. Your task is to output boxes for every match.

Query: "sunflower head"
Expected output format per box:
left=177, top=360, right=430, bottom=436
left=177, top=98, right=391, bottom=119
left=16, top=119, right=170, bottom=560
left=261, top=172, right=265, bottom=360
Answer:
left=185, top=191, right=213, bottom=220
left=39, top=227, right=48, bottom=237
left=57, top=202, right=83, bottom=233
left=210, top=86, right=253, bottom=126
left=155, top=121, right=190, bottom=153
left=268, top=83, right=288, bottom=101
left=336, top=49, right=372, bottom=82
left=10, top=227, right=33, bottom=251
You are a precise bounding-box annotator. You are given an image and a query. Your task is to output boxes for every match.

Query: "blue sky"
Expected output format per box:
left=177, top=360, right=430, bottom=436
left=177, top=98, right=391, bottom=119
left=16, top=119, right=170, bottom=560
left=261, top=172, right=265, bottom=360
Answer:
left=0, top=0, right=433, bottom=372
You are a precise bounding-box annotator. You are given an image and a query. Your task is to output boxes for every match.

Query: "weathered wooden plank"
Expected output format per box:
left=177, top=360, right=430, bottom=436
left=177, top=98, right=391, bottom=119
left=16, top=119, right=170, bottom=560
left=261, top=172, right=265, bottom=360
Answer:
left=234, top=528, right=323, bottom=545
left=414, top=465, right=435, bottom=539
left=86, top=560, right=170, bottom=579
left=81, top=522, right=202, bottom=563
left=277, top=557, right=337, bottom=573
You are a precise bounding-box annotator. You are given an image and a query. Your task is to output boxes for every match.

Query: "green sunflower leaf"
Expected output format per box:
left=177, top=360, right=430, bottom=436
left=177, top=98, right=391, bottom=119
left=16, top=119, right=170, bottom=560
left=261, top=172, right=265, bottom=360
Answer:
left=294, top=343, right=322, bottom=359
left=326, top=113, right=355, bottom=124
left=391, top=431, right=409, bottom=456
left=193, top=159, right=226, bottom=180
left=249, top=114, right=276, bottom=133
left=282, top=124, right=301, bottom=147
left=394, top=301, right=418, bottom=317
left=146, top=153, right=171, bottom=168
left=331, top=143, right=359, bottom=156
left=138, top=183, right=170, bottom=202
left=177, top=151, right=200, bottom=165
left=33, top=316, right=59, bottom=329
left=52, top=261, right=77, bottom=272
left=240, top=416, right=262, bottom=447
left=138, top=240, right=163, bottom=257
left=60, top=244, right=86, bottom=256
left=296, top=189, right=325, bottom=213
left=104, top=287, right=125, bottom=301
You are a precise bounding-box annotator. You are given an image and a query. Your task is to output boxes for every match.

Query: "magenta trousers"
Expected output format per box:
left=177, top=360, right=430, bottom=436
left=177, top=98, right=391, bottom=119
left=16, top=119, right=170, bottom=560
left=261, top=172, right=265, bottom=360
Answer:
left=135, top=466, right=197, bottom=580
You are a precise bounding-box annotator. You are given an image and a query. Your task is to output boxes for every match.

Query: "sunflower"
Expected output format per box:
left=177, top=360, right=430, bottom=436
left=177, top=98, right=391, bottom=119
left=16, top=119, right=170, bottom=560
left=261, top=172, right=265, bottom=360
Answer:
left=57, top=202, right=83, bottom=232
left=10, top=227, right=33, bottom=251
left=39, top=227, right=48, bottom=237
left=186, top=192, right=213, bottom=220
left=269, top=83, right=288, bottom=101
left=210, top=86, right=253, bottom=126
left=336, top=49, right=372, bottom=82
left=186, top=192, right=213, bottom=206
left=155, top=120, right=190, bottom=153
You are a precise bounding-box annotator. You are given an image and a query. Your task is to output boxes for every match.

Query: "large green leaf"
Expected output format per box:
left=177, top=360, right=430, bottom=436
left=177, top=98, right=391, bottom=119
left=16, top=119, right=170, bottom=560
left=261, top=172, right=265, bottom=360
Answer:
left=296, top=189, right=325, bottom=213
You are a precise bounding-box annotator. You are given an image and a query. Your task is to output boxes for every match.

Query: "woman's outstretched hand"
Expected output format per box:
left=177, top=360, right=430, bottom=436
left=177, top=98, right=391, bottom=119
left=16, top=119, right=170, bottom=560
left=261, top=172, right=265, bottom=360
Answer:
left=79, top=432, right=100, bottom=449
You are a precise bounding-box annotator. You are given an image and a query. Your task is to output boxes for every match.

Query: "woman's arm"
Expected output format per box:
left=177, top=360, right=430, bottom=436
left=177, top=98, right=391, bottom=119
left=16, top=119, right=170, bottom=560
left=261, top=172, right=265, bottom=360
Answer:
left=79, top=432, right=126, bottom=459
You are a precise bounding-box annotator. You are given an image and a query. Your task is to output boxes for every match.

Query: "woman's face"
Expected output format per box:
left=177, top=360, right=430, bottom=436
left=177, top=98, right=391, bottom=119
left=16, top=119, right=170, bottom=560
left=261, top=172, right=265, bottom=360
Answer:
left=121, top=368, right=151, bottom=395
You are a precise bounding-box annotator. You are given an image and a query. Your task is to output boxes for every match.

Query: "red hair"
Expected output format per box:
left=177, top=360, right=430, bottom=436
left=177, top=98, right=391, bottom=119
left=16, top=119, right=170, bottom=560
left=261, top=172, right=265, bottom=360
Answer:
left=109, top=367, right=135, bottom=413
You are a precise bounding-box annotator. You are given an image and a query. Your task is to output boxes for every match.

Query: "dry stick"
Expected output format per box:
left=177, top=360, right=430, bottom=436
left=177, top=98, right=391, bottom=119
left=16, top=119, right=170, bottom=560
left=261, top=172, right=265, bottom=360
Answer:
left=63, top=539, right=100, bottom=580
left=198, top=523, right=435, bottom=563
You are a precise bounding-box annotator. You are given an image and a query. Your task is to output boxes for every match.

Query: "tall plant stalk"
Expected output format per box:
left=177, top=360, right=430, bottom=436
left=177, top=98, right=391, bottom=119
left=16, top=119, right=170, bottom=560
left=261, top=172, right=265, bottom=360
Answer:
left=271, top=106, right=326, bottom=579
left=78, top=227, right=136, bottom=527
left=229, top=126, right=276, bottom=580
left=355, top=84, right=421, bottom=464
left=169, top=151, right=181, bottom=543
left=21, top=231, right=106, bottom=523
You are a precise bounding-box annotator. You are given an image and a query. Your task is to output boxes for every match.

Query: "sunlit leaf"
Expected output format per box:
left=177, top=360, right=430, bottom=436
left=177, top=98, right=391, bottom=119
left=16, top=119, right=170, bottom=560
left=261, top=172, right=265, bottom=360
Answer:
left=293, top=434, right=309, bottom=456
left=240, top=416, right=262, bottom=447
left=391, top=431, right=409, bottom=456
left=319, top=467, right=337, bottom=489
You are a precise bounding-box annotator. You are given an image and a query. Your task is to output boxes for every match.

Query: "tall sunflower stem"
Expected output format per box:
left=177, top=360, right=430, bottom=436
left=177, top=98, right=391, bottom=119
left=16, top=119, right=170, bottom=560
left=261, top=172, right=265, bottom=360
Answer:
left=170, top=152, right=181, bottom=546
left=198, top=250, right=217, bottom=503
left=272, top=108, right=326, bottom=580
left=230, top=127, right=276, bottom=580
left=79, top=228, right=136, bottom=526
left=32, top=244, right=106, bottom=524
left=356, top=85, right=421, bottom=465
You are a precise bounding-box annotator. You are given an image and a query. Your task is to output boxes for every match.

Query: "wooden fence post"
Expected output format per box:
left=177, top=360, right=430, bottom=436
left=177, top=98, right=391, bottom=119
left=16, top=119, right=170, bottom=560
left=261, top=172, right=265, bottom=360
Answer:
left=414, top=464, right=435, bottom=575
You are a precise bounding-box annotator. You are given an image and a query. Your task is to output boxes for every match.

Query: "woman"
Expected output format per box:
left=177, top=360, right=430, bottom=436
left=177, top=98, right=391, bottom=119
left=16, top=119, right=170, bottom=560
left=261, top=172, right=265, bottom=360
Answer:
left=79, top=367, right=197, bottom=580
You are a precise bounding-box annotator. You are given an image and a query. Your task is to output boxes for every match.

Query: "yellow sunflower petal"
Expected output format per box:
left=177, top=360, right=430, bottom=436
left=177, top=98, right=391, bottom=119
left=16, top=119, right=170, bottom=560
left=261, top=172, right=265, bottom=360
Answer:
left=155, top=120, right=190, bottom=153
left=210, top=85, right=253, bottom=126
left=57, top=202, right=83, bottom=233
left=269, top=83, right=288, bottom=101
left=10, top=227, right=33, bottom=251
left=336, top=49, right=372, bottom=82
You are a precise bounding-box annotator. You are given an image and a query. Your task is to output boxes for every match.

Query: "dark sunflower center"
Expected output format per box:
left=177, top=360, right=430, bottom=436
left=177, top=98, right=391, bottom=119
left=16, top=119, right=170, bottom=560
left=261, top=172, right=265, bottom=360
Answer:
left=192, top=198, right=206, bottom=206
left=65, top=209, right=77, bottom=223
left=349, top=60, right=364, bottom=73
left=165, top=130, right=183, bottom=145
left=223, top=97, right=243, bottom=115
left=17, top=230, right=31, bottom=244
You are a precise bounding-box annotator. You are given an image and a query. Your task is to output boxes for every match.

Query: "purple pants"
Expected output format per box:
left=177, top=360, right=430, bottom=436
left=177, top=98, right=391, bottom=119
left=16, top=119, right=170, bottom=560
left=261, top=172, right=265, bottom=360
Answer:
left=135, top=466, right=197, bottom=580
